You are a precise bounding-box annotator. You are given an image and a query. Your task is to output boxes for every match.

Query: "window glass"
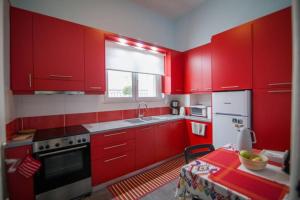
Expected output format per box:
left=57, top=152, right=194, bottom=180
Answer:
left=138, top=73, right=157, bottom=97
left=107, top=70, right=132, bottom=98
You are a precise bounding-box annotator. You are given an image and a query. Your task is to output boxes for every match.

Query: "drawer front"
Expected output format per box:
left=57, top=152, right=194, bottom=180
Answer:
left=91, top=139, right=135, bottom=160
left=91, top=129, right=135, bottom=146
left=91, top=150, right=135, bottom=185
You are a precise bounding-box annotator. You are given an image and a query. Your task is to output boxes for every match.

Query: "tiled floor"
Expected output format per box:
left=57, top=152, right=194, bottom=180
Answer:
left=84, top=179, right=184, bottom=200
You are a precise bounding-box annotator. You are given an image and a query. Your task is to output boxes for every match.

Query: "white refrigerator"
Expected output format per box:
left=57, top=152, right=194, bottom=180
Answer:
left=212, top=90, right=251, bottom=148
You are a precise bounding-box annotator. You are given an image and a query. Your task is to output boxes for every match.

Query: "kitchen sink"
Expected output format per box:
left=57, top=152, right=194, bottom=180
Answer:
left=125, top=118, right=145, bottom=124
left=141, top=116, right=161, bottom=121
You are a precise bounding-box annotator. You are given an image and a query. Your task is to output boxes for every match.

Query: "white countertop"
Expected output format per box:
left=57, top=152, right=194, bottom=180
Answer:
left=4, top=114, right=211, bottom=148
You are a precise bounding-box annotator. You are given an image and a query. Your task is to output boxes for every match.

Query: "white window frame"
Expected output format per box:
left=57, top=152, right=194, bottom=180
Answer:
left=104, top=69, right=163, bottom=103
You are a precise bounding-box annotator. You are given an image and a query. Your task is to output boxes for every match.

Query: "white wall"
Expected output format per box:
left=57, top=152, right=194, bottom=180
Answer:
left=175, top=0, right=292, bottom=51
left=14, top=95, right=169, bottom=118
left=10, top=0, right=176, bottom=50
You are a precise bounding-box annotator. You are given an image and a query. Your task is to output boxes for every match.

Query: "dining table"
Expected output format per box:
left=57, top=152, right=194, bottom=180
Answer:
left=175, top=144, right=290, bottom=200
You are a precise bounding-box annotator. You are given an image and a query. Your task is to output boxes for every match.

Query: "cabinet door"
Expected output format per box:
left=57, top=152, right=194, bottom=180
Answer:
left=155, top=123, right=172, bottom=161
left=253, top=8, right=292, bottom=89
left=84, top=28, right=105, bottom=93
left=10, top=7, right=33, bottom=93
left=184, top=47, right=202, bottom=93
left=170, top=120, right=186, bottom=156
left=33, top=13, right=84, bottom=90
left=201, top=44, right=212, bottom=92
left=212, top=23, right=252, bottom=91
left=171, top=51, right=184, bottom=94
left=135, top=126, right=156, bottom=169
left=253, top=89, right=291, bottom=151
left=186, top=120, right=212, bottom=146
left=5, top=145, right=34, bottom=200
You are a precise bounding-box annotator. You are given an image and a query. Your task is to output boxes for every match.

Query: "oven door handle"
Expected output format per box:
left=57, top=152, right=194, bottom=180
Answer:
left=37, top=145, right=88, bottom=157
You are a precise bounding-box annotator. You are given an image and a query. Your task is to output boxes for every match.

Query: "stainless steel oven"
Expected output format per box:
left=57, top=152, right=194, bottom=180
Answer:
left=33, top=133, right=91, bottom=200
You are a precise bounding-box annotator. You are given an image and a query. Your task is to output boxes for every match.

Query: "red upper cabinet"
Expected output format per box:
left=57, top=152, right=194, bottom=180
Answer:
left=253, top=89, right=291, bottom=151
left=84, top=28, right=105, bottom=93
left=212, top=23, right=252, bottom=91
left=5, top=145, right=34, bottom=200
left=184, top=44, right=212, bottom=93
left=10, top=7, right=34, bottom=93
left=163, top=50, right=184, bottom=94
left=184, top=47, right=202, bottom=93
left=253, top=7, right=292, bottom=89
left=200, top=44, right=212, bottom=92
left=33, top=13, right=85, bottom=91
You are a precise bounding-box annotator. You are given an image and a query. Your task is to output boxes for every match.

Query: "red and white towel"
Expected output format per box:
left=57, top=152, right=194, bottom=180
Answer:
left=17, top=155, right=41, bottom=178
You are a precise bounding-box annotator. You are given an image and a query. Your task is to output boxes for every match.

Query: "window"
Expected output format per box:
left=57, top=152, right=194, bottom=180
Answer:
left=105, top=41, right=164, bottom=102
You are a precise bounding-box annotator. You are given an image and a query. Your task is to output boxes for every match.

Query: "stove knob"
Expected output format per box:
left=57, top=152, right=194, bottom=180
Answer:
left=77, top=139, right=82, bottom=143
left=39, top=146, right=44, bottom=150
left=55, top=143, right=60, bottom=147
left=69, top=141, right=73, bottom=145
left=82, top=138, right=86, bottom=142
left=45, top=145, right=50, bottom=149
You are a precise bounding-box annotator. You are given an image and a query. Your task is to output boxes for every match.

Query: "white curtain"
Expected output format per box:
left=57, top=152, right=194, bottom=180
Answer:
left=105, top=41, right=165, bottom=75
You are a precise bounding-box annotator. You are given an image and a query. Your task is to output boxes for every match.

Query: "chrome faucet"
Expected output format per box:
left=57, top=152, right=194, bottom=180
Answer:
left=138, top=102, right=148, bottom=119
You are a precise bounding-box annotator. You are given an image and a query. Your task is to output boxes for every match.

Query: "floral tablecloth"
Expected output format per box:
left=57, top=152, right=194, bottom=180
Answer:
left=175, top=144, right=289, bottom=200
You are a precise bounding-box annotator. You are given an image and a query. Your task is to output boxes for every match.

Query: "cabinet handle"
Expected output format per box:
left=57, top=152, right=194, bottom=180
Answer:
left=205, top=88, right=212, bottom=90
left=90, top=86, right=102, bottom=89
left=28, top=73, right=32, bottom=88
left=103, top=143, right=127, bottom=150
left=104, top=154, right=127, bottom=163
left=104, top=131, right=126, bottom=137
left=49, top=74, right=73, bottom=79
left=220, top=86, right=239, bottom=89
left=268, top=82, right=291, bottom=86
left=191, top=89, right=197, bottom=91
left=268, top=90, right=291, bottom=93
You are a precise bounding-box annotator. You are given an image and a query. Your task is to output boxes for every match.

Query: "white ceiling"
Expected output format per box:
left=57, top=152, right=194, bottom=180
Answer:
left=131, top=0, right=206, bottom=19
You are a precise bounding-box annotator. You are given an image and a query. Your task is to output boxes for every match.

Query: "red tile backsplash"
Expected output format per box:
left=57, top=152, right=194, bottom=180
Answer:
left=122, top=109, right=137, bottom=119
left=6, top=107, right=171, bottom=141
left=6, top=119, right=20, bottom=140
left=65, top=112, right=97, bottom=126
left=98, top=110, right=123, bottom=122
left=22, top=115, right=65, bottom=130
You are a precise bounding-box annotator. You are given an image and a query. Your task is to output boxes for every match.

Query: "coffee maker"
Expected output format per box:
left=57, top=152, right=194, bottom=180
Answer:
left=170, top=100, right=180, bottom=115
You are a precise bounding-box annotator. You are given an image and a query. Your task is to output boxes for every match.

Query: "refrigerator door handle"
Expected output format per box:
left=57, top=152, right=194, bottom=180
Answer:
left=214, top=112, right=244, bottom=117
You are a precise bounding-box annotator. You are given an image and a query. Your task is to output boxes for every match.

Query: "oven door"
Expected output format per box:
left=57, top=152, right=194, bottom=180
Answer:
left=34, top=144, right=91, bottom=195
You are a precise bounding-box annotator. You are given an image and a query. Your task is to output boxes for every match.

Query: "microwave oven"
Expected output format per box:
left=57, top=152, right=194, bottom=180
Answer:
left=190, top=105, right=211, bottom=119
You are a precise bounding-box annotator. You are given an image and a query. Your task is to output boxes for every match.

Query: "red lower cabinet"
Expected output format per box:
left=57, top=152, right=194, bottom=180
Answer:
left=253, top=89, right=291, bottom=151
left=186, top=120, right=212, bottom=146
left=170, top=120, right=186, bottom=156
left=155, top=122, right=173, bottom=161
left=91, top=150, right=135, bottom=185
left=135, top=126, right=156, bottom=169
left=5, top=145, right=34, bottom=200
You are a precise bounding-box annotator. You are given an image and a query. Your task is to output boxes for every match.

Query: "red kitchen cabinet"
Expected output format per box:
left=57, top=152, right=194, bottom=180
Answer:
left=33, top=13, right=85, bottom=91
left=201, top=44, right=212, bottom=92
left=155, top=122, right=173, bottom=161
left=10, top=7, right=34, bottom=93
left=253, top=89, right=291, bottom=151
left=184, top=47, right=202, bottom=93
left=170, top=120, right=186, bottom=155
left=135, top=126, right=156, bottom=169
left=91, top=150, right=135, bottom=185
left=163, top=50, right=185, bottom=94
left=184, top=44, right=212, bottom=93
left=212, top=23, right=252, bottom=91
left=253, top=7, right=292, bottom=89
left=84, top=27, right=105, bottom=93
left=5, top=145, right=34, bottom=200
left=185, top=120, right=212, bottom=146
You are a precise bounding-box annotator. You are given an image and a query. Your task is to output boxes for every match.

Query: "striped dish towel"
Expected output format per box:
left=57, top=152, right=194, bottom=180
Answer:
left=17, top=155, right=41, bottom=178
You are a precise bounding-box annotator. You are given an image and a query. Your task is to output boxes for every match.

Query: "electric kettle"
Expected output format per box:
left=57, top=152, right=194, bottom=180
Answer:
left=237, top=128, right=256, bottom=151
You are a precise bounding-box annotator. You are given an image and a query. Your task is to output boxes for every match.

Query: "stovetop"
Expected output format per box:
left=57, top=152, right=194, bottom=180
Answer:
left=33, top=125, right=90, bottom=142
